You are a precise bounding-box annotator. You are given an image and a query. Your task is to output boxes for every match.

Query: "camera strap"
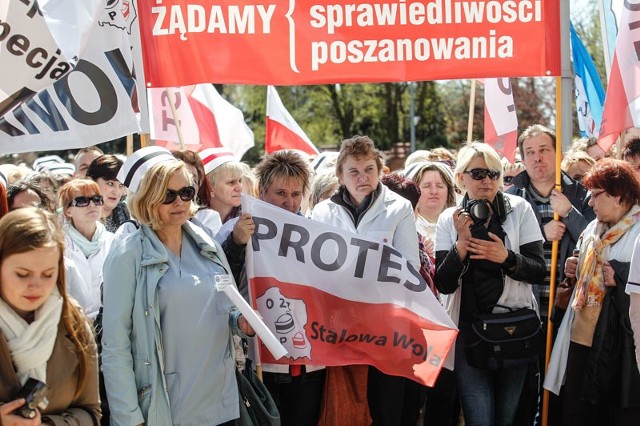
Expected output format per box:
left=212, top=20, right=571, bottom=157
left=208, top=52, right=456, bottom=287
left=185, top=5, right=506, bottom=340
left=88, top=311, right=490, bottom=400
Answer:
left=493, top=192, right=512, bottom=224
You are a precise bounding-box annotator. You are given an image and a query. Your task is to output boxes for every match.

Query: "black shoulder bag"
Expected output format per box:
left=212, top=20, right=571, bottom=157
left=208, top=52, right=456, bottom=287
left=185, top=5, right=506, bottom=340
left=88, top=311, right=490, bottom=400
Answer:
left=465, top=304, right=542, bottom=370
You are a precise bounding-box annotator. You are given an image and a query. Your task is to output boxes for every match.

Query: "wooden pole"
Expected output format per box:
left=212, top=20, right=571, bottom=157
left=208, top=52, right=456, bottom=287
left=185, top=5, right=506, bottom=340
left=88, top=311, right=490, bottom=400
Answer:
left=467, top=80, right=477, bottom=142
left=166, top=88, right=185, bottom=150
left=542, top=77, right=564, bottom=426
left=126, top=134, right=133, bottom=156
left=140, top=133, right=150, bottom=148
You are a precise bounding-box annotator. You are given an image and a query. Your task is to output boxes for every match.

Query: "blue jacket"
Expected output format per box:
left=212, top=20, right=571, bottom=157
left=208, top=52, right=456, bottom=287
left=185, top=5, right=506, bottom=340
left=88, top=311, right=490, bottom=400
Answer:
left=101, top=221, right=242, bottom=426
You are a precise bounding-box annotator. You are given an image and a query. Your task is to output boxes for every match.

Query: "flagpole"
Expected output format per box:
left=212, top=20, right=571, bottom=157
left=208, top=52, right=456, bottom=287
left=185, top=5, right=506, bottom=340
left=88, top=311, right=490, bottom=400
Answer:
left=467, top=80, right=477, bottom=142
left=542, top=78, right=563, bottom=426
left=166, top=88, right=185, bottom=150
left=126, top=134, right=133, bottom=155
left=140, top=133, right=150, bottom=148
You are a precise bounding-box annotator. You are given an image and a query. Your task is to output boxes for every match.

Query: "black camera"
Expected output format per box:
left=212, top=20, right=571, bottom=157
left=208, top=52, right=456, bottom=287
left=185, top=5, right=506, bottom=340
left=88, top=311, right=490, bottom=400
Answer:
left=14, top=378, right=49, bottom=419
left=464, top=199, right=492, bottom=226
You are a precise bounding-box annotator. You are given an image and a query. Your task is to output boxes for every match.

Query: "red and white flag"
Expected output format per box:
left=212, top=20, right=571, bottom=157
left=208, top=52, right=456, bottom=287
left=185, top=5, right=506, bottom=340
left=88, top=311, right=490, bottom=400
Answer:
left=242, top=196, right=458, bottom=386
left=265, top=86, right=319, bottom=155
left=148, top=84, right=254, bottom=158
left=598, top=4, right=640, bottom=152
left=484, top=78, right=518, bottom=162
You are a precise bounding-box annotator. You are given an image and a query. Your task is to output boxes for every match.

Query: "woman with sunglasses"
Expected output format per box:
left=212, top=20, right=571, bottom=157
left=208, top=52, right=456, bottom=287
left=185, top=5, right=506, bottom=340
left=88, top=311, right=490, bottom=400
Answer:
left=59, top=179, right=113, bottom=323
left=435, top=142, right=546, bottom=426
left=500, top=158, right=525, bottom=192
left=101, top=160, right=255, bottom=426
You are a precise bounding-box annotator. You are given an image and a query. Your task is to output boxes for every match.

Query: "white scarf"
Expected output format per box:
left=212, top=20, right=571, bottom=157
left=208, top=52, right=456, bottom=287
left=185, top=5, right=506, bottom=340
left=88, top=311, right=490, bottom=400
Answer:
left=0, top=287, right=63, bottom=385
left=66, top=222, right=106, bottom=258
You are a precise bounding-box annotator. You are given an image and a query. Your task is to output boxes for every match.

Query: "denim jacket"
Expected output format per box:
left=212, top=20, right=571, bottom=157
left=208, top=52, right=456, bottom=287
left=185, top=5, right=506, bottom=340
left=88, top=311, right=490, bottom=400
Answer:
left=101, top=221, right=242, bottom=426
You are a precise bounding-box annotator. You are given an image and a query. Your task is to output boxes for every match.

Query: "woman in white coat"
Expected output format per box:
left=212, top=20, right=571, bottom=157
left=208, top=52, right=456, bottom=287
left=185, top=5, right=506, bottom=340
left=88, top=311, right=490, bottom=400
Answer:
left=59, top=179, right=113, bottom=321
left=311, top=135, right=420, bottom=426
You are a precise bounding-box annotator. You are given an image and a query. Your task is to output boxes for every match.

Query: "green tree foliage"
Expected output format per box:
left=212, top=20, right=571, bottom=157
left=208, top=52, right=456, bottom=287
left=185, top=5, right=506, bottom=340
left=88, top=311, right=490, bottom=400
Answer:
left=227, top=82, right=446, bottom=162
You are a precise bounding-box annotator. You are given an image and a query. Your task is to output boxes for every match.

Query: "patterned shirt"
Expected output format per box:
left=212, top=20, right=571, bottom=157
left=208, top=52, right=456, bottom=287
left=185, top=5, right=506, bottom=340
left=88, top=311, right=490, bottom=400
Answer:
left=526, top=184, right=560, bottom=319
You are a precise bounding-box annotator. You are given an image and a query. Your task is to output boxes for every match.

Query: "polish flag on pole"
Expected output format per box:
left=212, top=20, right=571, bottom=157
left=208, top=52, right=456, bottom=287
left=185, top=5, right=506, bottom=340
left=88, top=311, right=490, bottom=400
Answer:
left=483, top=78, right=518, bottom=162
left=598, top=5, right=640, bottom=153
left=148, top=84, right=254, bottom=158
left=265, top=86, right=319, bottom=155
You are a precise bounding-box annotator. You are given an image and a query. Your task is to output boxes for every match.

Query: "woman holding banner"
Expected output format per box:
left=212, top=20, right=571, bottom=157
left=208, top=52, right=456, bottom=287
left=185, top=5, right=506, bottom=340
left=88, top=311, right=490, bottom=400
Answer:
left=250, top=150, right=325, bottom=426
left=435, top=142, right=545, bottom=426
left=545, top=159, right=640, bottom=426
left=312, top=135, right=421, bottom=426
left=101, top=159, right=255, bottom=426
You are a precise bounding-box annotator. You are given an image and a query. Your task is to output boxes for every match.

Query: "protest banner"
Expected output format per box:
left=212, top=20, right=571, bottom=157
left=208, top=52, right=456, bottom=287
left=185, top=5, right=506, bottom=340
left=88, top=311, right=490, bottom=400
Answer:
left=484, top=78, right=518, bottom=162
left=138, top=0, right=561, bottom=87
left=0, top=3, right=141, bottom=155
left=0, top=1, right=73, bottom=117
left=598, top=2, right=640, bottom=152
left=149, top=84, right=255, bottom=157
left=243, top=195, right=458, bottom=386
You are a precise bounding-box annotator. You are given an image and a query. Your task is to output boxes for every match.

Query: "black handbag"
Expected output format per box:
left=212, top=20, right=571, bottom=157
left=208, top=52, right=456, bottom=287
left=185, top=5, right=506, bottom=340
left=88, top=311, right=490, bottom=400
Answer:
left=235, top=359, right=281, bottom=426
left=465, top=305, right=542, bottom=370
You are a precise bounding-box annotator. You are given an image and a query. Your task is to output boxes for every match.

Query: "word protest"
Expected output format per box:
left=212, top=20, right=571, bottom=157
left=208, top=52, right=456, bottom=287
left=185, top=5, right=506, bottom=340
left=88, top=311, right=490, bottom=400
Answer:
left=242, top=195, right=458, bottom=386
left=138, top=0, right=560, bottom=86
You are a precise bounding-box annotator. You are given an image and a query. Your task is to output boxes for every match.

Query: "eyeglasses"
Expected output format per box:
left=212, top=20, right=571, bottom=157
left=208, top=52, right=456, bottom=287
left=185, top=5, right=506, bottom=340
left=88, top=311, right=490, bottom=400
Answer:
left=163, top=186, right=196, bottom=204
left=503, top=175, right=515, bottom=185
left=68, top=195, right=104, bottom=207
left=463, top=168, right=501, bottom=181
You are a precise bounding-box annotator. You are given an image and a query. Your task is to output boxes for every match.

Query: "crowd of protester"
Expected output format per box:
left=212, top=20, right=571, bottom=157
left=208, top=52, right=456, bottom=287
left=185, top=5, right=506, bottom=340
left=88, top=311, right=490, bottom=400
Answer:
left=1, top=125, right=640, bottom=426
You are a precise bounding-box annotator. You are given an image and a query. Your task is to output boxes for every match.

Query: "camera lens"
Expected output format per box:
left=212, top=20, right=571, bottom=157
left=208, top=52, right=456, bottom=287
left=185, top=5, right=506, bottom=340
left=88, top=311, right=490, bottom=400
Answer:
left=466, top=199, right=491, bottom=225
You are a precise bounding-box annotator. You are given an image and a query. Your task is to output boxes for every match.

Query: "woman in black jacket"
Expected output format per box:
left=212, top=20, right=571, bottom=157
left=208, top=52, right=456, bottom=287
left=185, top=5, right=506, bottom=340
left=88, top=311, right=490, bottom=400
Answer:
left=435, top=142, right=546, bottom=426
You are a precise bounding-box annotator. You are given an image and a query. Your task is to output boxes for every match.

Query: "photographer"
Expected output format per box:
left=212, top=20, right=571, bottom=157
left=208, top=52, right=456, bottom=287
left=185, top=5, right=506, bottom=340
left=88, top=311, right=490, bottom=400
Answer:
left=435, top=142, right=545, bottom=426
left=0, top=208, right=100, bottom=425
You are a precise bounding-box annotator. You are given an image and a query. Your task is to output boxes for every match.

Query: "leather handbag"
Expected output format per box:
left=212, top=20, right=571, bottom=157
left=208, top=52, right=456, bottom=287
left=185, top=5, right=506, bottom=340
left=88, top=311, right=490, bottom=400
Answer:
left=465, top=305, right=542, bottom=370
left=550, top=277, right=576, bottom=323
left=234, top=359, right=281, bottom=426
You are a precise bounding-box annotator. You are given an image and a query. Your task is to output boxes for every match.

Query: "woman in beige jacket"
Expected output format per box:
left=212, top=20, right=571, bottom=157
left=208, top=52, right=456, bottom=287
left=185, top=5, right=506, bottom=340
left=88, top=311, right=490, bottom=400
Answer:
left=0, top=208, right=100, bottom=425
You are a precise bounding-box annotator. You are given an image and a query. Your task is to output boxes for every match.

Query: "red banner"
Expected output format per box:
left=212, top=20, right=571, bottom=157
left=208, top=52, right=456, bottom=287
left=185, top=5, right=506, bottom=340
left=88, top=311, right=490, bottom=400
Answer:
left=138, top=0, right=561, bottom=87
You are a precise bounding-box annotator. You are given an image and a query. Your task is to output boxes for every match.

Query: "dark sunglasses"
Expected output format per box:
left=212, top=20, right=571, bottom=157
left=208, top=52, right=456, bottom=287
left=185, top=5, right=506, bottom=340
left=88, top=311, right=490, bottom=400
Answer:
left=163, top=186, right=196, bottom=204
left=463, top=168, right=501, bottom=181
left=503, top=175, right=515, bottom=185
left=68, top=195, right=104, bottom=207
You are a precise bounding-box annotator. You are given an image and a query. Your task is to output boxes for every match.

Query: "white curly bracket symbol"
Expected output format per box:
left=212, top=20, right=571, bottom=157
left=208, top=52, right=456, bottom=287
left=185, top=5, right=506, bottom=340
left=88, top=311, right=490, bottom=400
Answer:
left=286, top=0, right=300, bottom=73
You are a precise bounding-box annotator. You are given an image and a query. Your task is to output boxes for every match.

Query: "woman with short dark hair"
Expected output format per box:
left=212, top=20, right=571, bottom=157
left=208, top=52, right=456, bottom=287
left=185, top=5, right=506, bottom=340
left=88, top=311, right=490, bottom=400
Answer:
left=6, top=180, right=53, bottom=212
left=312, top=135, right=421, bottom=425
left=85, top=154, right=129, bottom=232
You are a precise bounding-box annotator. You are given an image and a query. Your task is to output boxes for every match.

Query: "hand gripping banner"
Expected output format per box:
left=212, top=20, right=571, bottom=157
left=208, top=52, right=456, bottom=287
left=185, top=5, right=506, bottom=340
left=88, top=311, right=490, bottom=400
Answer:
left=242, top=195, right=458, bottom=387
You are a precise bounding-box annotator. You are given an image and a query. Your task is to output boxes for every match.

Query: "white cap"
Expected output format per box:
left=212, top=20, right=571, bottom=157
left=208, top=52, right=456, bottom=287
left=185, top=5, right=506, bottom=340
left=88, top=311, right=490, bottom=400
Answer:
left=45, top=162, right=75, bottom=176
left=0, top=170, right=6, bottom=188
left=310, top=151, right=338, bottom=172
left=32, top=155, right=64, bottom=172
left=117, top=146, right=177, bottom=193
left=199, top=148, right=236, bottom=175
